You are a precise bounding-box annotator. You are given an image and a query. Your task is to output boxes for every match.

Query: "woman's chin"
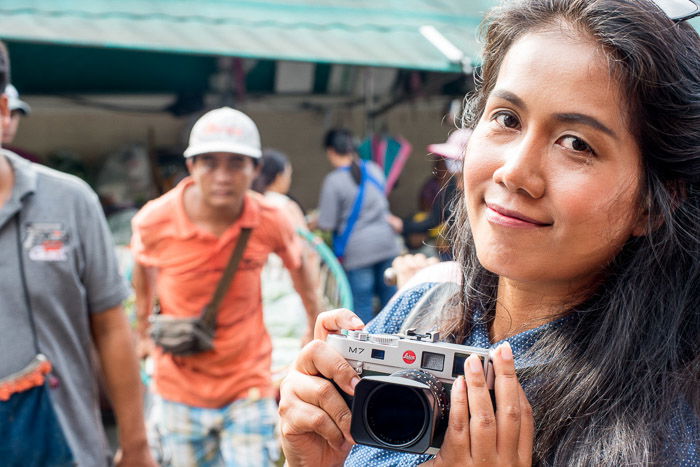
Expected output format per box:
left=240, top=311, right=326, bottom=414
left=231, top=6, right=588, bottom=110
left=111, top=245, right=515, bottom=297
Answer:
left=476, top=252, right=551, bottom=284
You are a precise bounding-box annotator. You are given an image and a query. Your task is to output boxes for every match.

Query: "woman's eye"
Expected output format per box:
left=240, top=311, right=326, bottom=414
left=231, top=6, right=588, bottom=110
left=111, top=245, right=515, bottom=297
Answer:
left=559, top=135, right=595, bottom=155
left=493, top=111, right=520, bottom=129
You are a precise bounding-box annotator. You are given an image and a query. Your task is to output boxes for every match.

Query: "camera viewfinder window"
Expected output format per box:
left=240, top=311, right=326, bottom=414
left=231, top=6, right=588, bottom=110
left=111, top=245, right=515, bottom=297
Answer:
left=421, top=352, right=445, bottom=372
left=452, top=353, right=467, bottom=377
left=371, top=349, right=386, bottom=360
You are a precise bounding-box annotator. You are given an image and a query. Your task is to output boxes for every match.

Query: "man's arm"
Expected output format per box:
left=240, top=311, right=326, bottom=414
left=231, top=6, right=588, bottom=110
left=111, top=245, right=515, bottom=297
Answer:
left=132, top=261, right=157, bottom=358
left=90, top=305, right=156, bottom=467
left=277, top=199, right=322, bottom=343
left=288, top=255, right=321, bottom=344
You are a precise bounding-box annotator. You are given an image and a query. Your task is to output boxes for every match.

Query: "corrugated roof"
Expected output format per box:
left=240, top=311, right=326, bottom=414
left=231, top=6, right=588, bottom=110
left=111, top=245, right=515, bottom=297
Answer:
left=0, top=0, right=493, bottom=72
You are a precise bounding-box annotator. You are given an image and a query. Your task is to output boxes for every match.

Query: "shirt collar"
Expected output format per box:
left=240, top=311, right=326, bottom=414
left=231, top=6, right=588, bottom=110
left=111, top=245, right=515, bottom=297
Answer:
left=0, top=150, right=38, bottom=228
left=465, top=306, right=572, bottom=370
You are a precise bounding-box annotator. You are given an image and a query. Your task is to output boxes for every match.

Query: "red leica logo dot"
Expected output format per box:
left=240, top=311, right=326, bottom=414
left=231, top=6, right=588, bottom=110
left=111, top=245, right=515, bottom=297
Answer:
left=402, top=350, right=416, bottom=364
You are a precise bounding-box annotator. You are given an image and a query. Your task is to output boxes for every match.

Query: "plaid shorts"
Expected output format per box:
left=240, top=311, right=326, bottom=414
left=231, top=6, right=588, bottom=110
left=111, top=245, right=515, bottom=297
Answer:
left=148, top=394, right=279, bottom=467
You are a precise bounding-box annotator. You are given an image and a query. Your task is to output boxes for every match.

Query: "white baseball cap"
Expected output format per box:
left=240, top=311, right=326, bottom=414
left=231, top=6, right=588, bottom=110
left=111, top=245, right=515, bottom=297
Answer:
left=5, top=84, right=31, bottom=115
left=184, top=107, right=261, bottom=159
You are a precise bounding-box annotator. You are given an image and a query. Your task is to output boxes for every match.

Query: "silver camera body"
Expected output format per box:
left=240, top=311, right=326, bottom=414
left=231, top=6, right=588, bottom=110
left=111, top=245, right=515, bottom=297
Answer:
left=327, top=329, right=494, bottom=455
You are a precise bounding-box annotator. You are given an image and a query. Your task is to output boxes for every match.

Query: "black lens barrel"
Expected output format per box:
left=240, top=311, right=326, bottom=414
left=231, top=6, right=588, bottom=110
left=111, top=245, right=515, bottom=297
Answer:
left=365, top=382, right=430, bottom=446
left=360, top=370, right=450, bottom=450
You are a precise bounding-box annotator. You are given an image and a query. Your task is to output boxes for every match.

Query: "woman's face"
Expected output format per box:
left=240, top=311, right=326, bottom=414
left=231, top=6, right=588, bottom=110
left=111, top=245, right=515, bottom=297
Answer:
left=277, top=164, right=293, bottom=194
left=464, top=30, right=645, bottom=292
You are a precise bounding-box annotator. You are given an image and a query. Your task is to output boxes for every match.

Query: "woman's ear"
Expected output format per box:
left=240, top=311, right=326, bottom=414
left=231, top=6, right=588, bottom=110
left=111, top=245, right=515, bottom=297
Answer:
left=632, top=181, right=686, bottom=237
left=631, top=214, right=649, bottom=237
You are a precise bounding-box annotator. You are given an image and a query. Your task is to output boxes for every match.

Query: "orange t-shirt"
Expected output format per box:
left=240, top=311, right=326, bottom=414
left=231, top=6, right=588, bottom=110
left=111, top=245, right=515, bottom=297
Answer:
left=131, top=177, right=301, bottom=408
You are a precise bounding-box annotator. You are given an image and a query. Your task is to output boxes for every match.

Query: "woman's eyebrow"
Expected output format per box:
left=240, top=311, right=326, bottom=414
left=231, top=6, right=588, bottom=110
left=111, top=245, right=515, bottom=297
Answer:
left=492, top=89, right=618, bottom=139
left=554, top=113, right=617, bottom=139
left=492, top=89, right=526, bottom=109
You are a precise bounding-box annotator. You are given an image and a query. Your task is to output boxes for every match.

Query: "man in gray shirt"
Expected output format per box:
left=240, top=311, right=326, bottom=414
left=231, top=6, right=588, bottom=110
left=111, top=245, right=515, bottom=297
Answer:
left=0, top=46, right=154, bottom=466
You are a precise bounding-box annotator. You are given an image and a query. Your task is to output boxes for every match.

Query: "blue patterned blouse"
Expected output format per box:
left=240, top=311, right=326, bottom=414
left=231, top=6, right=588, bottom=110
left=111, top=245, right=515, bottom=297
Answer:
left=343, top=283, right=699, bottom=467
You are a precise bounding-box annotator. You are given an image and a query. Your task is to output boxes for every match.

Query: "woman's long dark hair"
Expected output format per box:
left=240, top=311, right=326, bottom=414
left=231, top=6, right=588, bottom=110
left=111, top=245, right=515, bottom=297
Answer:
left=444, top=0, right=700, bottom=464
left=252, top=149, right=289, bottom=194
left=324, top=128, right=362, bottom=184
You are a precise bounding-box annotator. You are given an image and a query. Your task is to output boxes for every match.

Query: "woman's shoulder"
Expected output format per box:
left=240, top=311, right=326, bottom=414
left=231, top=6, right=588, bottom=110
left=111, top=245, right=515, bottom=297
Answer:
left=365, top=282, right=443, bottom=333
left=322, top=167, right=354, bottom=189
left=662, top=398, right=700, bottom=464
left=263, top=190, right=289, bottom=208
left=364, top=160, right=386, bottom=181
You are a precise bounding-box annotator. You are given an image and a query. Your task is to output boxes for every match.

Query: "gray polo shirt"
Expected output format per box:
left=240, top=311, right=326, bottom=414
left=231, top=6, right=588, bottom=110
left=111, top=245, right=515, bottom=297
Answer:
left=318, top=161, right=400, bottom=270
left=0, top=150, right=129, bottom=466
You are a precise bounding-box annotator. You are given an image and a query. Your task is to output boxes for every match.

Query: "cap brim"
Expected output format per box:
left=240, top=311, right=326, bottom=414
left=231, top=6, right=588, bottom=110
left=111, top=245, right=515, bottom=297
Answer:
left=427, top=142, right=463, bottom=160
left=184, top=142, right=261, bottom=159
left=9, top=100, right=31, bottom=115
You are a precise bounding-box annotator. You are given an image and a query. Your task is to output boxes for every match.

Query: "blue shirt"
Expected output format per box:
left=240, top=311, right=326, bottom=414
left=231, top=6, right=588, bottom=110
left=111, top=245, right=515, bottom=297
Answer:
left=345, top=282, right=700, bottom=466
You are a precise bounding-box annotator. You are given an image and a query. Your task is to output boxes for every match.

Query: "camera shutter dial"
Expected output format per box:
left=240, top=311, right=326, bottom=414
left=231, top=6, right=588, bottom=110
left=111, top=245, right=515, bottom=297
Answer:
left=369, top=334, right=400, bottom=346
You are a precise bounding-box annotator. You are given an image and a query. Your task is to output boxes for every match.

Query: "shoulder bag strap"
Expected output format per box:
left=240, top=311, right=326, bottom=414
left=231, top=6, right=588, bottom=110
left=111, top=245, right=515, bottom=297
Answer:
left=333, top=161, right=369, bottom=259
left=200, top=227, right=252, bottom=329
left=14, top=210, right=41, bottom=356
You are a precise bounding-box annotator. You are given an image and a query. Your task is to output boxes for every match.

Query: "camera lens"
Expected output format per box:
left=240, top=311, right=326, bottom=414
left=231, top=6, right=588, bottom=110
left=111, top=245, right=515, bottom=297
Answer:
left=365, top=382, right=429, bottom=446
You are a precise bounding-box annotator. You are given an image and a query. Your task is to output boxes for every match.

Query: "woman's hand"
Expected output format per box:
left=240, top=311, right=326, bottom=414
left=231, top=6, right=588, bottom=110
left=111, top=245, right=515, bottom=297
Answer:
left=389, top=253, right=440, bottom=288
left=425, top=342, right=534, bottom=466
left=387, top=213, right=404, bottom=233
left=279, top=309, right=365, bottom=467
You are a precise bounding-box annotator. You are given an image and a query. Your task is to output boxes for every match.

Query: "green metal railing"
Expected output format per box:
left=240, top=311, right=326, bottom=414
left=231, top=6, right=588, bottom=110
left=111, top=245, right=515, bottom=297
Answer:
left=296, top=228, right=353, bottom=311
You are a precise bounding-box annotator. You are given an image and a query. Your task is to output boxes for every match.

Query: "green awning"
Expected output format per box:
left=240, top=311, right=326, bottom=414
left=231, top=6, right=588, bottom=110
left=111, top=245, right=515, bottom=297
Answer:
left=0, top=0, right=492, bottom=73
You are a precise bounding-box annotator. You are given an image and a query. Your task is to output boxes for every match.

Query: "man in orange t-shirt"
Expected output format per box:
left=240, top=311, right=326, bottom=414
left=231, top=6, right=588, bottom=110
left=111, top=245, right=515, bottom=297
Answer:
left=131, top=107, right=318, bottom=466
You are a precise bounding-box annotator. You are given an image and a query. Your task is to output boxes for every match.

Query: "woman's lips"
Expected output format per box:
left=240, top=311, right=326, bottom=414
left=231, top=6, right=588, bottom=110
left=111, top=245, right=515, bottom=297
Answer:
left=485, top=203, right=552, bottom=228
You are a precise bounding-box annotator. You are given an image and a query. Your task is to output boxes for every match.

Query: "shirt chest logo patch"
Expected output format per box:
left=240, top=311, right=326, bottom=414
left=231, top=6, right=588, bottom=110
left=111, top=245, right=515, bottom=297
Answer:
left=24, top=223, right=70, bottom=262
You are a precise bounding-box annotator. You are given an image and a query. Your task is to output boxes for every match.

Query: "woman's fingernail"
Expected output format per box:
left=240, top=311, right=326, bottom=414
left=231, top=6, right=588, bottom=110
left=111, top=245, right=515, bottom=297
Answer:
left=350, top=317, right=364, bottom=328
left=350, top=377, right=360, bottom=390
left=468, top=354, right=483, bottom=374
left=453, top=375, right=465, bottom=391
left=500, top=341, right=513, bottom=361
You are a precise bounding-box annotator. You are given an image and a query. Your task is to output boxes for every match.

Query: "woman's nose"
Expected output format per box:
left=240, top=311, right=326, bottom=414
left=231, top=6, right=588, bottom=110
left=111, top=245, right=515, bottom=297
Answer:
left=492, top=138, right=546, bottom=199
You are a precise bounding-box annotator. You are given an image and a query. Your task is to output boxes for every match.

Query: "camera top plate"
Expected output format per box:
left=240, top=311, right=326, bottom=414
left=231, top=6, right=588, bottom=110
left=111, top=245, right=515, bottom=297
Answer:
left=327, top=331, right=494, bottom=389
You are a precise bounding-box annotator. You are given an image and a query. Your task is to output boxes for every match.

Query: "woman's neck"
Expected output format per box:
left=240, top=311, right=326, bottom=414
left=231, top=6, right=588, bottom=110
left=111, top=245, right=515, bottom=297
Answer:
left=266, top=179, right=286, bottom=194
left=491, top=276, right=590, bottom=342
left=329, top=154, right=353, bottom=168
